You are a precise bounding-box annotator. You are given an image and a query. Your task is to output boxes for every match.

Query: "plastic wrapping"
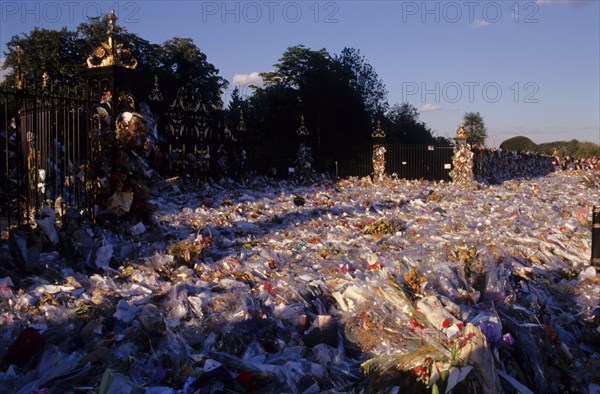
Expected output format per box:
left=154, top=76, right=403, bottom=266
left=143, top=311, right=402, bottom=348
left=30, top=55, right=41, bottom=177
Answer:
left=372, top=144, right=386, bottom=183
left=0, top=172, right=598, bottom=392
left=450, top=139, right=474, bottom=184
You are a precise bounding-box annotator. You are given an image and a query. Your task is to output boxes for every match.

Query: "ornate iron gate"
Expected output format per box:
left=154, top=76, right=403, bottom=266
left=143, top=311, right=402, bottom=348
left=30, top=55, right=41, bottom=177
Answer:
left=162, top=82, right=211, bottom=179
left=1, top=88, right=94, bottom=237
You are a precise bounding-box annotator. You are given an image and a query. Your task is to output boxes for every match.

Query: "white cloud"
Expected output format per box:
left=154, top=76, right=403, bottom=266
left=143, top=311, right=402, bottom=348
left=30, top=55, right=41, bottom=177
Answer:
left=0, top=58, right=12, bottom=83
left=419, top=103, right=442, bottom=113
left=470, top=19, right=491, bottom=29
left=232, top=72, right=263, bottom=88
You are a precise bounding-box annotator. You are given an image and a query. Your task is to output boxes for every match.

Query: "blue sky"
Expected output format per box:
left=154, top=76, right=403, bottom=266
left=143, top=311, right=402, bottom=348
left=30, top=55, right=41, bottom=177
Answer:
left=1, top=0, right=599, bottom=145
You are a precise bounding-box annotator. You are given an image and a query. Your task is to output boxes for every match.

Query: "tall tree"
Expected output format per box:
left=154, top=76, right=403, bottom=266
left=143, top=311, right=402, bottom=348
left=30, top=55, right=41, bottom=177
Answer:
left=3, top=27, right=82, bottom=89
left=335, top=47, right=388, bottom=118
left=226, top=87, right=248, bottom=122
left=245, top=84, right=300, bottom=174
left=462, top=112, right=488, bottom=146
left=226, top=86, right=250, bottom=138
left=261, top=45, right=331, bottom=90
left=259, top=45, right=381, bottom=171
left=384, top=102, right=436, bottom=144
left=160, top=37, right=227, bottom=110
left=262, top=45, right=337, bottom=157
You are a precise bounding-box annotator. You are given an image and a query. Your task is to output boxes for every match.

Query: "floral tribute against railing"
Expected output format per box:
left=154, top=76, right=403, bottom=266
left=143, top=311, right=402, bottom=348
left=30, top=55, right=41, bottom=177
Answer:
left=294, top=115, right=314, bottom=181
left=450, top=123, right=474, bottom=184
left=85, top=12, right=160, bottom=223
left=372, top=120, right=386, bottom=183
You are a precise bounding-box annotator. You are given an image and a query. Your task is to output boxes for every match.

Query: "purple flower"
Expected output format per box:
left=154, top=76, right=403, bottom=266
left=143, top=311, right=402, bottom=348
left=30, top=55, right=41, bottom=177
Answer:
left=502, top=333, right=515, bottom=346
left=478, top=320, right=513, bottom=347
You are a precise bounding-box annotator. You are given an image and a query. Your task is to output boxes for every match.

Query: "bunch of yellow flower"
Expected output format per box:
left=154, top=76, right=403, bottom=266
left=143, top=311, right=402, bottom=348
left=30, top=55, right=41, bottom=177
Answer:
left=403, top=268, right=426, bottom=297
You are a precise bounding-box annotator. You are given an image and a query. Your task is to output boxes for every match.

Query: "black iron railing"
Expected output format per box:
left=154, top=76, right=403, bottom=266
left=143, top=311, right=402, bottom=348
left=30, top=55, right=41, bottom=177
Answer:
left=1, top=88, right=94, bottom=236
left=339, top=143, right=454, bottom=181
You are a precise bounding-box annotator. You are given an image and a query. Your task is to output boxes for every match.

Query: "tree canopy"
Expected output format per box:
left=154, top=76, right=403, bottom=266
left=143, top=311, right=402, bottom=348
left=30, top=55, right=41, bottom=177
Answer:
left=335, top=47, right=388, bottom=117
left=383, top=102, right=438, bottom=145
left=254, top=44, right=391, bottom=171
left=500, top=136, right=537, bottom=152
left=536, top=139, right=600, bottom=158
left=2, top=14, right=226, bottom=109
left=462, top=112, right=488, bottom=147
left=2, top=27, right=82, bottom=89
left=499, top=137, right=600, bottom=158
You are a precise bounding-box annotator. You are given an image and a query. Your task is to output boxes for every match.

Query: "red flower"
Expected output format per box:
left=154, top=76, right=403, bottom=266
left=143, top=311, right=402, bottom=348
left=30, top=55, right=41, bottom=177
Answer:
left=410, top=317, right=424, bottom=330
left=263, top=282, right=276, bottom=296
left=441, top=318, right=451, bottom=328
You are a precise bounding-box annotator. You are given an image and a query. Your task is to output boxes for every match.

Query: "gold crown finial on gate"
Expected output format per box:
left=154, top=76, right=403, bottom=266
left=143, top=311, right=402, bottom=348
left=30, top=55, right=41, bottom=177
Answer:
left=86, top=10, right=138, bottom=69
left=371, top=119, right=386, bottom=138
left=456, top=121, right=466, bottom=138
left=297, top=115, right=309, bottom=135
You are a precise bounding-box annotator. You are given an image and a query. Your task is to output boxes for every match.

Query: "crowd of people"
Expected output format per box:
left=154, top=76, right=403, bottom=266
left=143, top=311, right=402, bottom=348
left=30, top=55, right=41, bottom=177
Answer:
left=471, top=147, right=599, bottom=184
left=472, top=148, right=556, bottom=184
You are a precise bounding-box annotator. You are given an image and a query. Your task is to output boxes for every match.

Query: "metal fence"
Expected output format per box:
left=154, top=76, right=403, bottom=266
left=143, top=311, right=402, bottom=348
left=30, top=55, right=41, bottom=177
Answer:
left=1, top=88, right=94, bottom=237
left=1, top=81, right=564, bottom=239
left=338, top=143, right=454, bottom=181
left=0, top=80, right=232, bottom=237
left=1, top=84, right=458, bottom=238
